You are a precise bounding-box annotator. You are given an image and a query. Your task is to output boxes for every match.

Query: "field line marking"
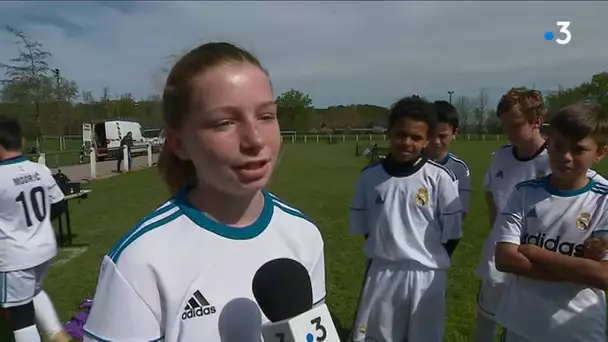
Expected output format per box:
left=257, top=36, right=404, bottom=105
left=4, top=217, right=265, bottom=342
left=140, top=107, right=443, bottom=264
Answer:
left=53, top=246, right=89, bottom=267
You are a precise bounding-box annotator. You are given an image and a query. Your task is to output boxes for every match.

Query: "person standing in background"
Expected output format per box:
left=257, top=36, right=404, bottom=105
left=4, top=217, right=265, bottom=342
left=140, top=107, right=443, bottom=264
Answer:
left=116, top=131, right=133, bottom=172
left=0, top=117, right=71, bottom=342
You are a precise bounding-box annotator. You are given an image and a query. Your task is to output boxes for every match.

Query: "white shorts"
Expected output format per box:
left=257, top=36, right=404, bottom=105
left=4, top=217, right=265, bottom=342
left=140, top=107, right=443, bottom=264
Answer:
left=0, top=261, right=51, bottom=308
left=477, top=280, right=505, bottom=319
left=351, top=259, right=447, bottom=342
left=501, top=329, right=533, bottom=342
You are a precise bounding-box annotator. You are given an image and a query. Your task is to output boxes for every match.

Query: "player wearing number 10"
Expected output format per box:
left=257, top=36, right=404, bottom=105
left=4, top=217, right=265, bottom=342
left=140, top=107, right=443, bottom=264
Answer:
left=0, top=118, right=71, bottom=342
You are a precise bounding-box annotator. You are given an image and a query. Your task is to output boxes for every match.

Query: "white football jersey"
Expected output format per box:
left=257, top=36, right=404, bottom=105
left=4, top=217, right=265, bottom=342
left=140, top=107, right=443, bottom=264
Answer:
left=349, top=156, right=463, bottom=270
left=476, top=143, right=607, bottom=282
left=437, top=152, right=471, bottom=214
left=83, top=190, right=326, bottom=342
left=0, top=156, right=64, bottom=272
left=494, top=177, right=608, bottom=342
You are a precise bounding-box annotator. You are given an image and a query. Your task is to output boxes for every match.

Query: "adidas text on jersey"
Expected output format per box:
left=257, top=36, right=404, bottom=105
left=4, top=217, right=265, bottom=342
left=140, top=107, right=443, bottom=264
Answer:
left=181, top=290, right=216, bottom=320
left=521, top=233, right=584, bottom=257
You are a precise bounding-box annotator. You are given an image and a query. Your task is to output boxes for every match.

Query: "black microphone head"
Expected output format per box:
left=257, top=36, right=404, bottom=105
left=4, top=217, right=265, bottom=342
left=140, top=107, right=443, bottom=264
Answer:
left=252, top=258, right=313, bottom=322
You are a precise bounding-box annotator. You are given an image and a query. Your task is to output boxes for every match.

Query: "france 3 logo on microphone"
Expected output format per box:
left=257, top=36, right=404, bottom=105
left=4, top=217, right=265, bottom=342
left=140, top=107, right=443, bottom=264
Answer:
left=544, top=21, right=572, bottom=45
left=274, top=315, right=329, bottom=342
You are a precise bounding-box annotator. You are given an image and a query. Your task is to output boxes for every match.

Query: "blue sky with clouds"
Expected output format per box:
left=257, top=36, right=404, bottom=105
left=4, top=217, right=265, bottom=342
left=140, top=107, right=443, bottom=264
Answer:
left=0, top=1, right=606, bottom=108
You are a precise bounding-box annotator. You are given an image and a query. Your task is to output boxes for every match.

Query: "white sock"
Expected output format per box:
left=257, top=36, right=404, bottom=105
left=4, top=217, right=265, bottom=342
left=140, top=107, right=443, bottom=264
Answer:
left=14, top=325, right=41, bottom=342
left=473, top=311, right=498, bottom=342
left=33, top=291, right=63, bottom=337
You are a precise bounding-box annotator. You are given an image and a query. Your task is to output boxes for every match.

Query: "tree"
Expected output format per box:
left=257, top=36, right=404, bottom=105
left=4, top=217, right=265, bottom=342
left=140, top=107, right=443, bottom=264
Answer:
left=275, top=89, right=314, bottom=131
left=454, top=96, right=473, bottom=134
left=474, top=88, right=489, bottom=134
left=0, top=26, right=52, bottom=150
left=586, top=72, right=608, bottom=107
left=81, top=90, right=95, bottom=104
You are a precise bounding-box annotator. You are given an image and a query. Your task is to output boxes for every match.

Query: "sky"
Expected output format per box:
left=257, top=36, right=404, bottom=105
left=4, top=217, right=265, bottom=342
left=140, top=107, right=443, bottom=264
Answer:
left=0, top=1, right=606, bottom=108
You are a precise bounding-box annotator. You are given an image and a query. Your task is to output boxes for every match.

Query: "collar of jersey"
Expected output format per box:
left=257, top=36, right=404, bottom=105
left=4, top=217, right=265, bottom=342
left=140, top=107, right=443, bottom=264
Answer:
left=382, top=154, right=427, bottom=177
left=543, top=176, right=596, bottom=197
left=0, top=155, right=26, bottom=166
left=436, top=152, right=450, bottom=165
left=512, top=141, right=547, bottom=162
left=174, top=188, right=273, bottom=240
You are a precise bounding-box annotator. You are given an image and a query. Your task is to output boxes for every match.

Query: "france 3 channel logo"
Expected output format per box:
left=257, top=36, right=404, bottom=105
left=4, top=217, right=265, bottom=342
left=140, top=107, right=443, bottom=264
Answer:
left=544, top=21, right=572, bottom=45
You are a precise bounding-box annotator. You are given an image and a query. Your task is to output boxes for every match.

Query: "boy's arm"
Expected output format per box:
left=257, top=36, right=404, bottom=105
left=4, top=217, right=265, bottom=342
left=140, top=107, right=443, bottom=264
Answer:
left=495, top=243, right=564, bottom=281
left=45, top=168, right=67, bottom=221
left=519, top=242, right=608, bottom=290
left=458, top=164, right=472, bottom=221
left=438, top=174, right=463, bottom=257
left=493, top=189, right=564, bottom=281
left=484, top=168, right=497, bottom=227
left=349, top=174, right=369, bottom=238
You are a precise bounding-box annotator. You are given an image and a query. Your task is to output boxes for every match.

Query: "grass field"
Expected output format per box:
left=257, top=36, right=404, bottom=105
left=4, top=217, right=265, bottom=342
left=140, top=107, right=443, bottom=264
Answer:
left=2, top=140, right=607, bottom=341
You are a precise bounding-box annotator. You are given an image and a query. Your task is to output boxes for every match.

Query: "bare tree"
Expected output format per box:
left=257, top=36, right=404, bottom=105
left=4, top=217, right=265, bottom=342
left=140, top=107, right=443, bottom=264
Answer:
left=475, top=88, right=489, bottom=134
left=454, top=96, right=473, bottom=134
left=0, top=26, right=52, bottom=150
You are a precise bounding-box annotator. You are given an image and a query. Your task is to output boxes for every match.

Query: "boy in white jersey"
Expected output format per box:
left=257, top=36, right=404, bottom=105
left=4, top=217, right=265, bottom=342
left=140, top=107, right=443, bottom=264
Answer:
left=495, top=102, right=608, bottom=342
left=474, top=88, right=549, bottom=341
left=425, top=100, right=471, bottom=216
left=83, top=43, right=327, bottom=342
left=349, top=96, right=463, bottom=342
left=0, top=118, right=71, bottom=342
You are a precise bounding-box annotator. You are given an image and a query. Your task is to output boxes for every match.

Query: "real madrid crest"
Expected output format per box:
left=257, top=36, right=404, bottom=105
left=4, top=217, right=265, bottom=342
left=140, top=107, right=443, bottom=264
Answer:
left=415, top=187, right=429, bottom=206
left=576, top=212, right=591, bottom=231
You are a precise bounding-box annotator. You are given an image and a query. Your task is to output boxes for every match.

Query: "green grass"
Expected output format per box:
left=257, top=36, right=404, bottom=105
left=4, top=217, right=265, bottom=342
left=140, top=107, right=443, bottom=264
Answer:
left=1, top=140, right=607, bottom=341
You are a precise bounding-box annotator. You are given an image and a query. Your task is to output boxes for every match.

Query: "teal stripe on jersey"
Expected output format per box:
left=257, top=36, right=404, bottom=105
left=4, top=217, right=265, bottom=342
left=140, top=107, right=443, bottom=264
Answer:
left=0, top=155, right=27, bottom=166
left=546, top=178, right=597, bottom=197
left=270, top=197, right=316, bottom=226
left=108, top=202, right=177, bottom=259
left=110, top=211, right=181, bottom=262
left=174, top=190, right=273, bottom=240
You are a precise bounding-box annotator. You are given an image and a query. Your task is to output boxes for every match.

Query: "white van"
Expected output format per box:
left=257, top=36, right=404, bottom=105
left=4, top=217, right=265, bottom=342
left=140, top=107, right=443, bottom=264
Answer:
left=82, top=119, right=148, bottom=161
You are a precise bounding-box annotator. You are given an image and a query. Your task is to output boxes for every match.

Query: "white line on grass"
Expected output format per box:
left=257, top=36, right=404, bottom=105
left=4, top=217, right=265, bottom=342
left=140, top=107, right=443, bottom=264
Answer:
left=53, top=246, right=89, bottom=267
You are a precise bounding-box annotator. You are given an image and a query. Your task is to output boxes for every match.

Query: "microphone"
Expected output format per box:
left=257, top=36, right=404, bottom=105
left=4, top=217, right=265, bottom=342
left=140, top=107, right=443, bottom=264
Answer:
left=252, top=258, right=340, bottom=342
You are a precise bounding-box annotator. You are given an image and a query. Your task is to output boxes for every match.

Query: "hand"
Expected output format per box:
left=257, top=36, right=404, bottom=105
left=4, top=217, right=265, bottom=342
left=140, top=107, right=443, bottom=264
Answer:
left=517, top=244, right=541, bottom=258
left=583, top=237, right=608, bottom=261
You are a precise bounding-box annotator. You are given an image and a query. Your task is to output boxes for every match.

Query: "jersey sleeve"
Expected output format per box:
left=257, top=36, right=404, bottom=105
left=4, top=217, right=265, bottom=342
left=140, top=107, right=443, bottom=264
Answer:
left=83, top=256, right=162, bottom=342
left=310, top=240, right=327, bottom=307
left=458, top=166, right=472, bottom=214
left=44, top=168, right=64, bottom=204
left=483, top=166, right=493, bottom=192
left=437, top=174, right=463, bottom=243
left=349, top=173, right=368, bottom=235
left=495, top=188, right=525, bottom=245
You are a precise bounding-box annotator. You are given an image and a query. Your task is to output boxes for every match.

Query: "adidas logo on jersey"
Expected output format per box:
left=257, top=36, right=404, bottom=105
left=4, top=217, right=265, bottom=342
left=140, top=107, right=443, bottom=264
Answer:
left=181, top=290, right=216, bottom=320
left=495, top=171, right=503, bottom=178
left=521, top=232, right=584, bottom=257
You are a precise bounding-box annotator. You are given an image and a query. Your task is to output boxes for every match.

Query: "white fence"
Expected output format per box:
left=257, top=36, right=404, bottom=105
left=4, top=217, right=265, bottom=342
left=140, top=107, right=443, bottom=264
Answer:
left=33, top=144, right=156, bottom=180
left=279, top=133, right=507, bottom=143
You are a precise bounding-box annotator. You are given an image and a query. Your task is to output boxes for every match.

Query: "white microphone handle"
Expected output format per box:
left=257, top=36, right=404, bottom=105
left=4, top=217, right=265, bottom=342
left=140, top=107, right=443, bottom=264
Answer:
left=261, top=303, right=340, bottom=342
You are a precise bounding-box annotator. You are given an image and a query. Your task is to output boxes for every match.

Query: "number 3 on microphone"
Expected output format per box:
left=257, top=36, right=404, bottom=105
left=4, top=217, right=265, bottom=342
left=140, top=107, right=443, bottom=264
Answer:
left=310, top=317, right=327, bottom=341
left=273, top=316, right=327, bottom=342
left=556, top=21, right=572, bottom=45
